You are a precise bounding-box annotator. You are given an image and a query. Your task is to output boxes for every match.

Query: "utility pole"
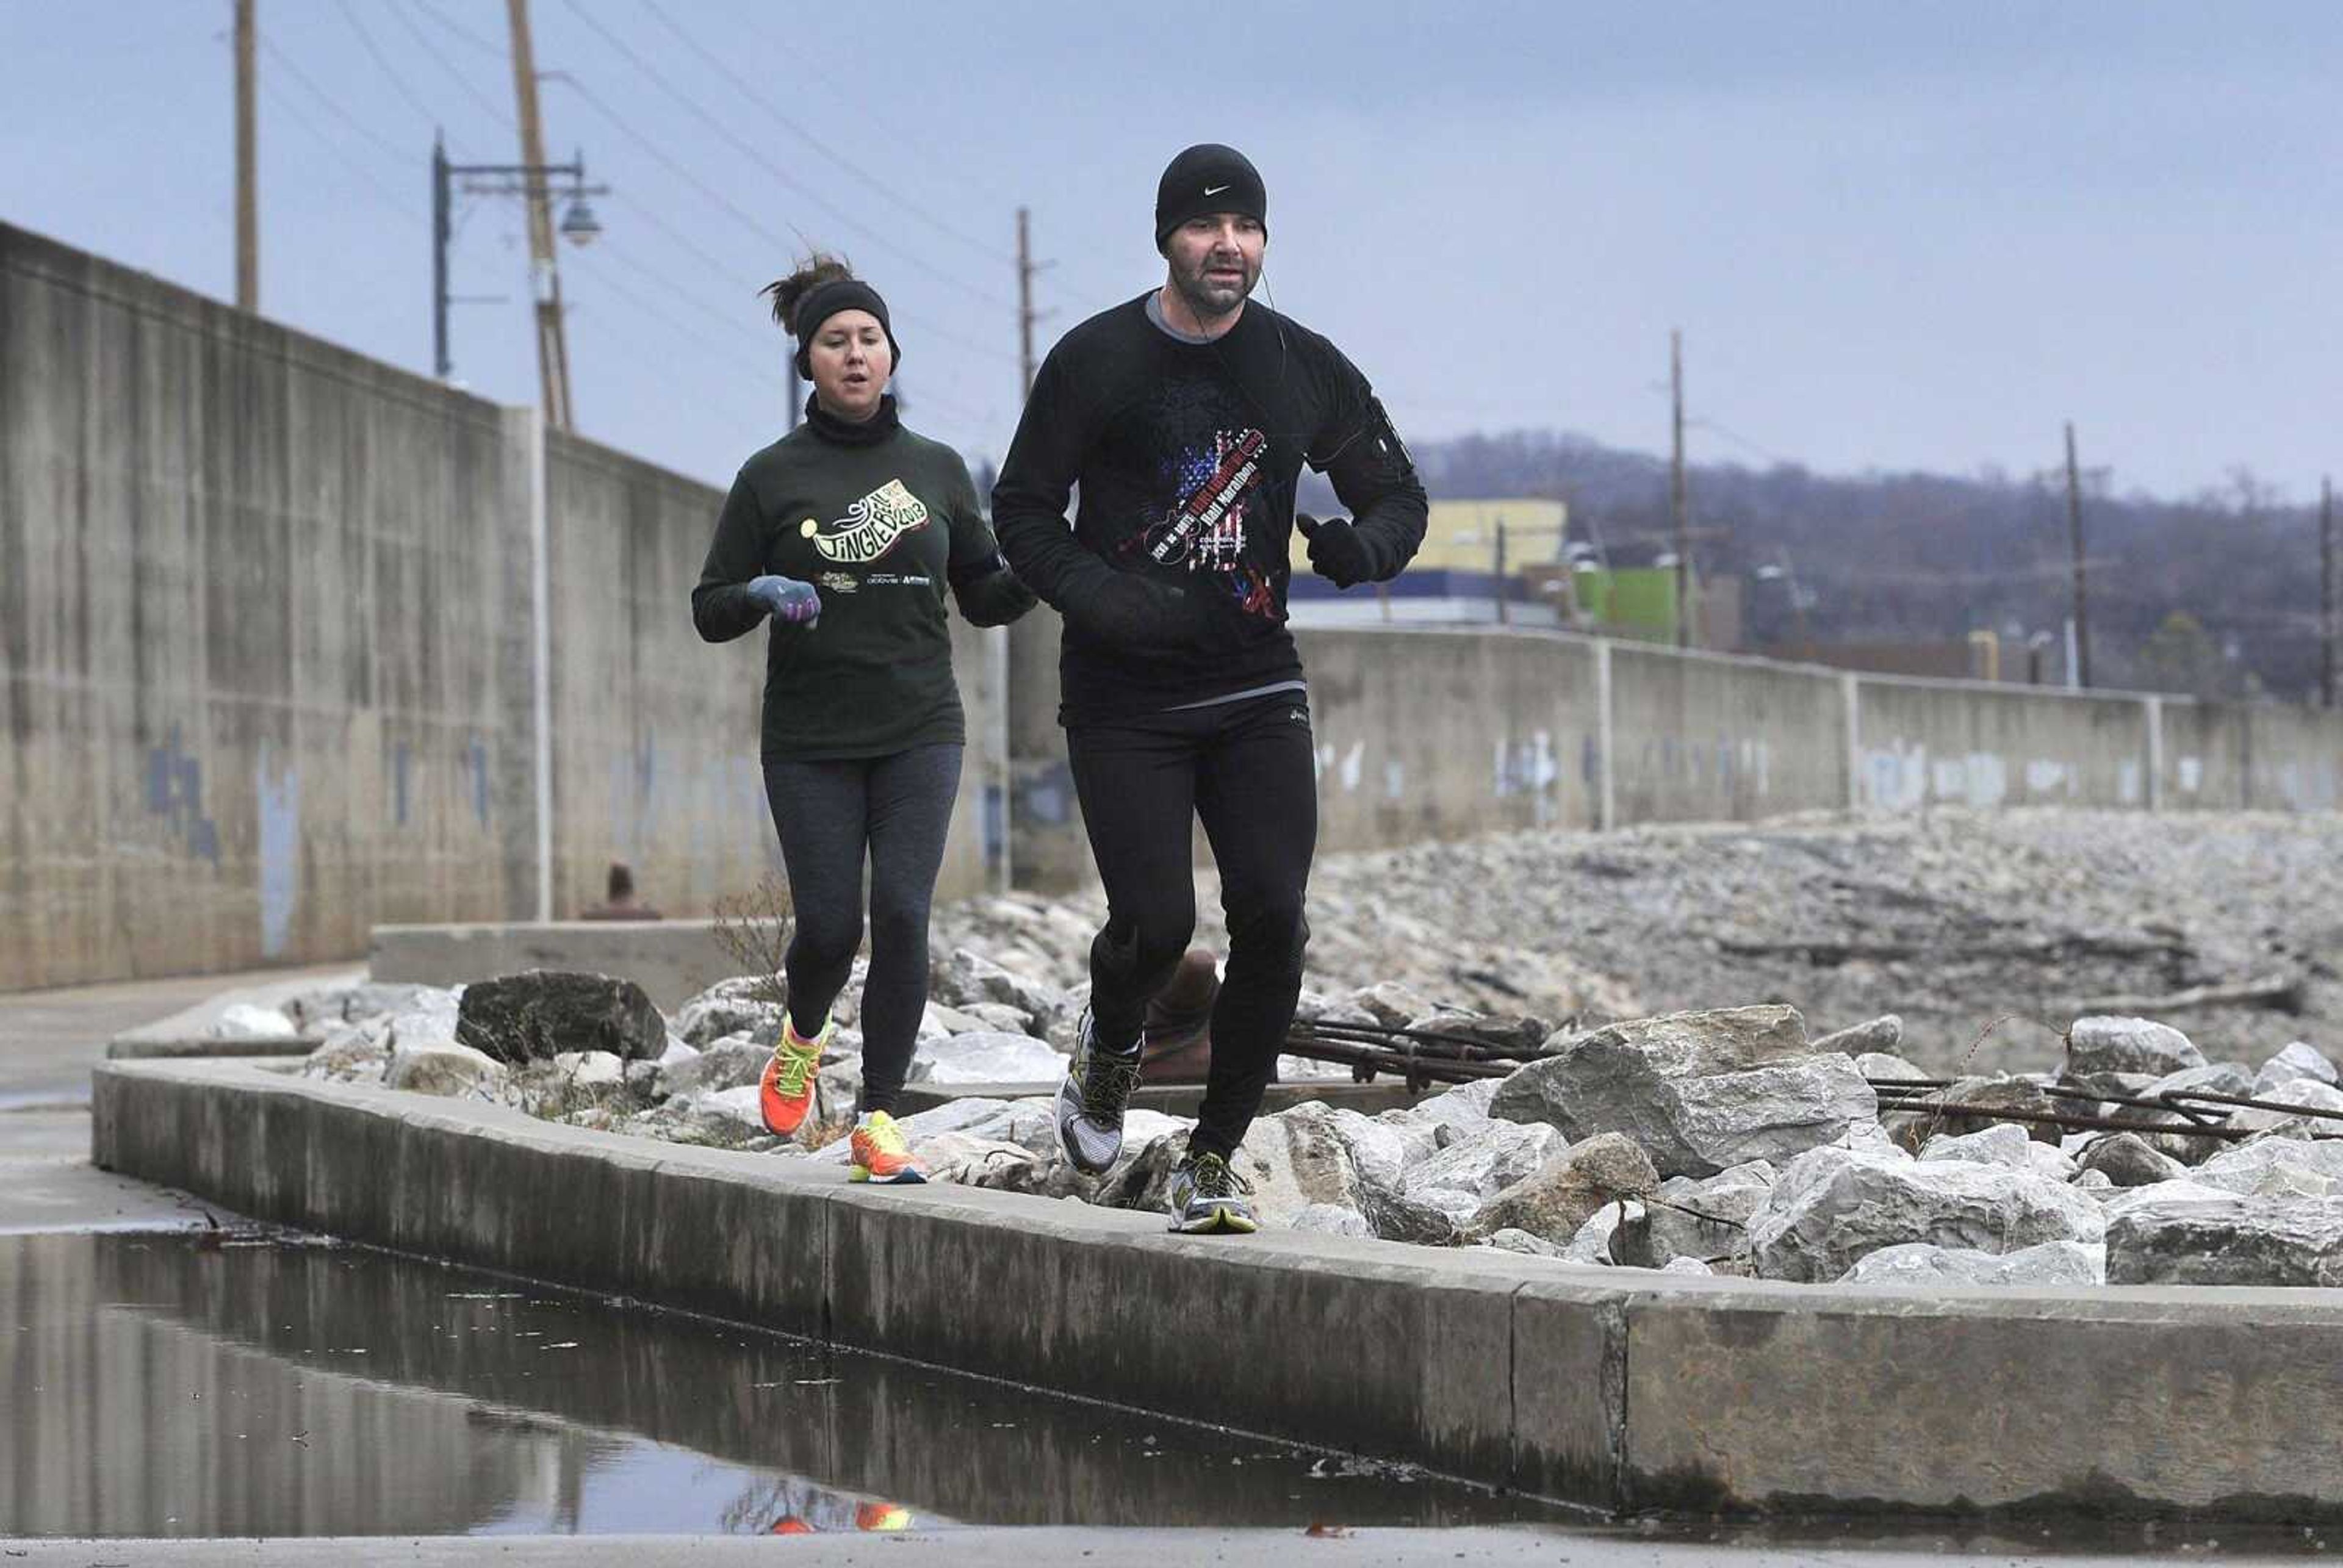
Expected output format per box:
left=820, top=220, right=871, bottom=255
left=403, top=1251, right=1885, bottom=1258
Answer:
left=1017, top=207, right=1053, bottom=402
left=2065, top=420, right=2090, bottom=689
left=431, top=135, right=450, bottom=378
left=505, top=0, right=574, bottom=430
left=2323, top=475, right=2336, bottom=710
left=1671, top=329, right=1691, bottom=649
left=234, top=0, right=257, bottom=311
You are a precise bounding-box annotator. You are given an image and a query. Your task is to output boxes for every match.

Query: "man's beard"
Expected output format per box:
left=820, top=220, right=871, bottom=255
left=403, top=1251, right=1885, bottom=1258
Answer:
left=1169, top=253, right=1258, bottom=322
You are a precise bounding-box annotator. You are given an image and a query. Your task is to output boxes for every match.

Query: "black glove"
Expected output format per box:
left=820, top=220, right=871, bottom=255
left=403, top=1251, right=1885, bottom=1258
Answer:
left=1297, top=513, right=1375, bottom=589
left=1064, top=571, right=1200, bottom=651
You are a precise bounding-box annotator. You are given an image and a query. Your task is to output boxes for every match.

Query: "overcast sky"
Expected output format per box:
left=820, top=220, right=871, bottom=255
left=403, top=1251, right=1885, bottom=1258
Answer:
left=4, top=1, right=2336, bottom=500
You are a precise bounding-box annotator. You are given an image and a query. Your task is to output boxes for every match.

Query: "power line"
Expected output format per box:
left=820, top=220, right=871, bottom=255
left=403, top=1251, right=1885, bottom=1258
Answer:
left=251, top=73, right=420, bottom=220
left=635, top=0, right=1013, bottom=265
left=254, top=31, right=414, bottom=168
left=388, top=0, right=517, bottom=131
left=334, top=0, right=466, bottom=153
left=555, top=0, right=1017, bottom=312
left=556, top=76, right=1016, bottom=367
left=405, top=0, right=509, bottom=62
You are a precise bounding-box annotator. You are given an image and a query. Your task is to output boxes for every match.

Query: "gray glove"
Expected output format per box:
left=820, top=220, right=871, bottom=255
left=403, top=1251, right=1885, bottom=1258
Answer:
left=747, top=574, right=821, bottom=625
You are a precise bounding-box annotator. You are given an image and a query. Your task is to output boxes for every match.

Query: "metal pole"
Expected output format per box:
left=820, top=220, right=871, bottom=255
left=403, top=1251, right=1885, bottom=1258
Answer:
left=2323, top=475, right=2336, bottom=710
left=1017, top=206, right=1037, bottom=401
left=1671, top=329, right=1690, bottom=649
left=432, top=134, right=451, bottom=379
left=235, top=0, right=257, bottom=311
left=1494, top=519, right=1510, bottom=626
left=2065, top=420, right=2090, bottom=689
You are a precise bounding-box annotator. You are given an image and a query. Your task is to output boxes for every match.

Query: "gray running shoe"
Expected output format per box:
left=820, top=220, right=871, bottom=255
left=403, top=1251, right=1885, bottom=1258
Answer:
left=1055, top=1007, right=1143, bottom=1175
left=1167, top=1149, right=1258, bottom=1234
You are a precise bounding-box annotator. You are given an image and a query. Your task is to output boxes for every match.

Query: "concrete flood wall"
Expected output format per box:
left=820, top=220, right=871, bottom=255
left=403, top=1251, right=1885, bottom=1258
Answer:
left=1, top=222, right=1004, bottom=991
left=92, top=1058, right=2343, bottom=1523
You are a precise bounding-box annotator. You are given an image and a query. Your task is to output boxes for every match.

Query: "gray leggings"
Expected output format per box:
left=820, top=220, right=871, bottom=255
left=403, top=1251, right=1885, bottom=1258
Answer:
left=762, top=743, right=962, bottom=1115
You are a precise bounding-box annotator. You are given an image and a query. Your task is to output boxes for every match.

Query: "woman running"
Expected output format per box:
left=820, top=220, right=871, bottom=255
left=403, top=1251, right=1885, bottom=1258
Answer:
left=693, top=255, right=1034, bottom=1183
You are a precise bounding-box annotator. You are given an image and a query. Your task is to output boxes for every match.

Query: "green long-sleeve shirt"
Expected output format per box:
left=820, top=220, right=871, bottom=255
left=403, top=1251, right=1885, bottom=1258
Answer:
left=693, top=398, right=1032, bottom=761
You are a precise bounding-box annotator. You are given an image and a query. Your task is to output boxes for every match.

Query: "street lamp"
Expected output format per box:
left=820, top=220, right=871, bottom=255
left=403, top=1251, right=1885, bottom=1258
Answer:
left=432, top=132, right=610, bottom=381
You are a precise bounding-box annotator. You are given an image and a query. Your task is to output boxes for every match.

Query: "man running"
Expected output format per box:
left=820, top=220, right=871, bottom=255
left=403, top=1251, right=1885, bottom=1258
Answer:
left=993, top=143, right=1427, bottom=1234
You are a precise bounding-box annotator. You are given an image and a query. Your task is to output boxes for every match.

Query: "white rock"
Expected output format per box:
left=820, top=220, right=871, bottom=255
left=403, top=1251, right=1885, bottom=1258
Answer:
left=1747, top=1145, right=2106, bottom=1283
left=1920, top=1123, right=2078, bottom=1183
left=1660, top=1256, right=1717, bottom=1277
left=1491, top=1006, right=1876, bottom=1179
left=1839, top=1240, right=2106, bottom=1287
left=551, top=1050, right=626, bottom=1088
left=384, top=990, right=462, bottom=1051
left=2106, top=1190, right=2343, bottom=1287
left=2065, top=1016, right=2205, bottom=1077
left=2190, top=1137, right=2343, bottom=1200
left=1402, top=1121, right=1567, bottom=1221
left=2230, top=1077, right=2343, bottom=1136
left=209, top=1003, right=300, bottom=1041
left=919, top=1032, right=1064, bottom=1084
left=1561, top=1202, right=1631, bottom=1264
left=671, top=977, right=788, bottom=1048
left=385, top=1042, right=507, bottom=1098
left=1485, top=1227, right=1564, bottom=1258
left=2255, top=1041, right=2340, bottom=1096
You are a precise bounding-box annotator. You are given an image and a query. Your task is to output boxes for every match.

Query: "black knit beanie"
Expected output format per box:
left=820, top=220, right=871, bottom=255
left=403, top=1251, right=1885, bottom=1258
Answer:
left=1153, top=143, right=1267, bottom=252
left=791, top=278, right=901, bottom=379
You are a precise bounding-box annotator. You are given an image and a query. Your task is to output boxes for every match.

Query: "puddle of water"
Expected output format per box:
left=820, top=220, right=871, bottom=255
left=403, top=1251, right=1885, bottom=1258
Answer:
left=0, top=1232, right=1574, bottom=1537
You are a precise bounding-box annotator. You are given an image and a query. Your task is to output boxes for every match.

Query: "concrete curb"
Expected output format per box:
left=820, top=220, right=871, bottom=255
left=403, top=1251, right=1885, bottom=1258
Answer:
left=91, top=1058, right=2343, bottom=1523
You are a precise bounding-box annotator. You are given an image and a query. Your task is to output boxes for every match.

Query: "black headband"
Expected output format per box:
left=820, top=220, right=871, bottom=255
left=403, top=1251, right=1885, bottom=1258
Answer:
left=791, top=279, right=901, bottom=378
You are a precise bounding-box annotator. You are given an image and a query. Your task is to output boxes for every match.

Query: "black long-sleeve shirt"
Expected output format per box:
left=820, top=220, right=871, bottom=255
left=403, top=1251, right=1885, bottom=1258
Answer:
left=992, top=293, right=1427, bottom=724
left=694, top=397, right=1034, bottom=761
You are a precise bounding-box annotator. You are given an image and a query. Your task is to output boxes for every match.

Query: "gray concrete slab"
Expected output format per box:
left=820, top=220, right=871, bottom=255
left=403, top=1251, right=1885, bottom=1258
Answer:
left=86, top=1056, right=2343, bottom=1526
left=0, top=1528, right=2322, bottom=1566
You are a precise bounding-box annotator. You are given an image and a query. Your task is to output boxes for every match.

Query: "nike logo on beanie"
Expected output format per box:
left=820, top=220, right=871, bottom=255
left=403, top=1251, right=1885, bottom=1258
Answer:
left=1204, top=184, right=1229, bottom=196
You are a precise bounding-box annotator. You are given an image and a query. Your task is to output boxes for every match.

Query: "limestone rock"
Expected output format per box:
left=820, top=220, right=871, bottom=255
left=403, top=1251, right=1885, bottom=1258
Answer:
left=1485, top=1227, right=1564, bottom=1258
left=672, top=977, right=788, bottom=1048
left=1468, top=1132, right=1659, bottom=1244
left=657, top=1036, right=769, bottom=1099
left=919, top=1031, right=1064, bottom=1085
left=1403, top=1010, right=1552, bottom=1054
left=2255, top=1041, right=2340, bottom=1096
left=1562, top=1203, right=1629, bottom=1264
left=1854, top=1049, right=1927, bottom=1084
left=301, top=1027, right=389, bottom=1084
left=2106, top=1191, right=2343, bottom=1286
left=386, top=1042, right=508, bottom=1099
left=1920, top=1123, right=2078, bottom=1182
left=2190, top=1137, right=2343, bottom=1200
left=2065, top=1016, right=2206, bottom=1077
left=2076, top=1132, right=2189, bottom=1188
left=1350, top=980, right=1440, bottom=1028
left=1491, top=1005, right=1874, bottom=1178
left=1660, top=1256, right=1717, bottom=1277
left=934, top=948, right=1067, bottom=1020
left=1608, top=1159, right=1775, bottom=1270
left=209, top=1003, right=301, bottom=1041
left=457, top=971, right=666, bottom=1065
left=2231, top=1077, right=2343, bottom=1137
left=550, top=1050, right=626, bottom=1089
left=1746, top=1145, right=2107, bottom=1283
left=1814, top=1016, right=1904, bottom=1056
left=1840, top=1240, right=2105, bottom=1287
left=1402, top=1120, right=1567, bottom=1223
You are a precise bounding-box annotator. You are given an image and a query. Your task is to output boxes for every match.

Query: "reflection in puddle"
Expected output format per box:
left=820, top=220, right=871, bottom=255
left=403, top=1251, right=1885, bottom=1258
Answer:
left=1, top=1233, right=1571, bottom=1537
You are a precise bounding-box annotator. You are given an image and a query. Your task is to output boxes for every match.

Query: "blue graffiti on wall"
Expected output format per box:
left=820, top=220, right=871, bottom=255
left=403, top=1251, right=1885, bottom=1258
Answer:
left=145, top=725, right=221, bottom=865
left=256, top=741, right=301, bottom=957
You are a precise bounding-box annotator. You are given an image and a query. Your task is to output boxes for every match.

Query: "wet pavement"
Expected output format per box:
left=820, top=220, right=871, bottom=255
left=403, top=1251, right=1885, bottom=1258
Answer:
left=2, top=1231, right=1577, bottom=1537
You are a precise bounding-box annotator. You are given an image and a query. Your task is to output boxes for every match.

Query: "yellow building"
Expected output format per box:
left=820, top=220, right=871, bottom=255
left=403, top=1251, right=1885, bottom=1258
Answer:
left=1289, top=497, right=1567, bottom=574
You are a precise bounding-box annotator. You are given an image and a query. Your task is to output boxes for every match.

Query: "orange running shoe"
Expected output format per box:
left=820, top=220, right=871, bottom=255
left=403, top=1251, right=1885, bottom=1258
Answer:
left=854, top=1500, right=913, bottom=1531
left=849, top=1111, right=926, bottom=1185
left=758, top=1015, right=832, bottom=1138
left=768, top=1516, right=815, bottom=1534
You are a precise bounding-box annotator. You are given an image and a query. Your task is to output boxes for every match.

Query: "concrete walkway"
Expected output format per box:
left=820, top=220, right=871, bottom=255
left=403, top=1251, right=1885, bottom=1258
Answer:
left=0, top=963, right=353, bottom=1107
left=0, top=963, right=345, bottom=1231
left=0, top=1529, right=2306, bottom=1566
